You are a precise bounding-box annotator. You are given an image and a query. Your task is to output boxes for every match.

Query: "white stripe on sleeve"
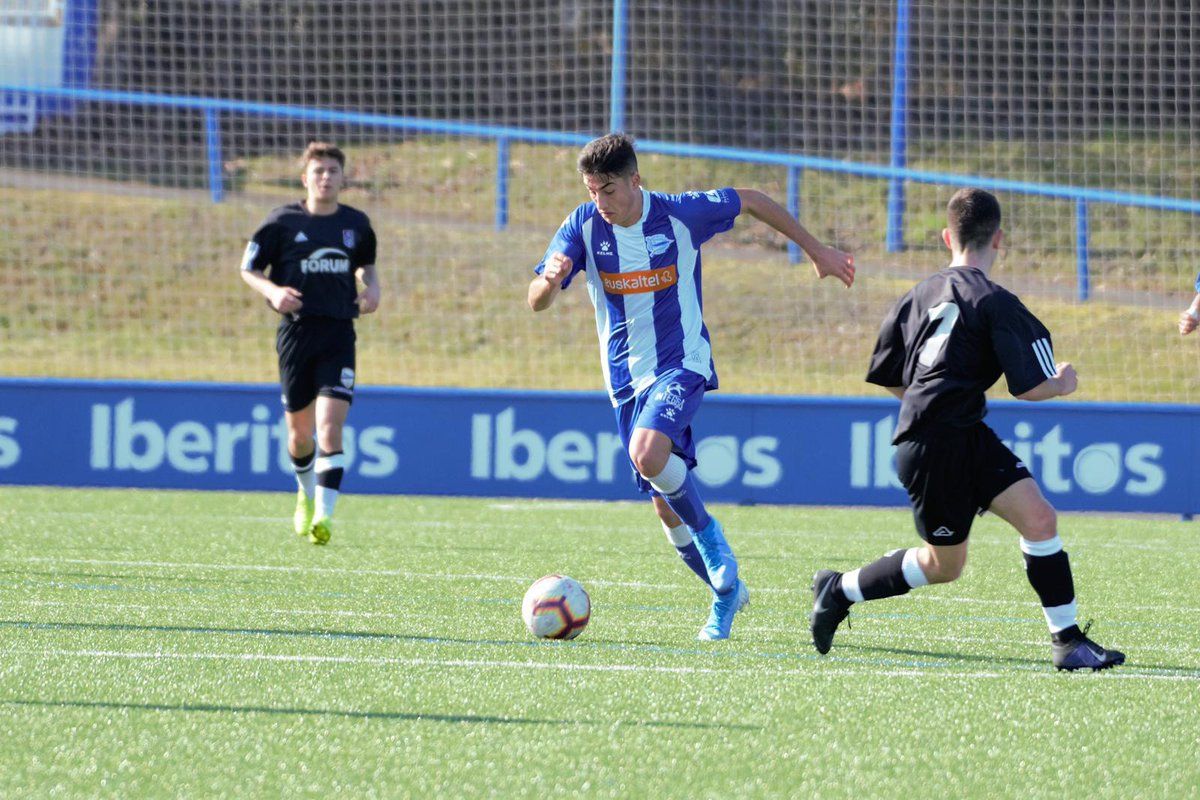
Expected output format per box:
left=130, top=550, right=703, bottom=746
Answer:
left=1031, top=338, right=1056, bottom=379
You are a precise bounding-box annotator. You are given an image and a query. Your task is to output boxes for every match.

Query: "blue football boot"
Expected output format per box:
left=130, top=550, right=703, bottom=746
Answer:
left=691, top=517, right=738, bottom=593
left=697, top=579, right=749, bottom=641
left=1052, top=622, right=1125, bottom=671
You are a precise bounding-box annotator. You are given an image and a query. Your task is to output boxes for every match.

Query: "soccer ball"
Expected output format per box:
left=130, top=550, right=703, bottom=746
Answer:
left=521, top=574, right=591, bottom=640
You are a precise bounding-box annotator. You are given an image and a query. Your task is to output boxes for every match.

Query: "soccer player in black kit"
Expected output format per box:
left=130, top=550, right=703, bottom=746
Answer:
left=810, top=188, right=1124, bottom=671
left=239, top=142, right=381, bottom=545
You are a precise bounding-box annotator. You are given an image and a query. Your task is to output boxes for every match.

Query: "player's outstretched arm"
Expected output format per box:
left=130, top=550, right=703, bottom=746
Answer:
left=355, top=264, right=381, bottom=314
left=734, top=188, right=855, bottom=287
left=1179, top=292, right=1200, bottom=335
left=1017, top=362, right=1077, bottom=401
left=241, top=267, right=302, bottom=315
left=528, top=252, right=573, bottom=312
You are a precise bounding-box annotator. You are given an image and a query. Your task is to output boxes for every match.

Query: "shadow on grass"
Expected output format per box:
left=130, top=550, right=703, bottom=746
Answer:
left=841, top=643, right=1200, bottom=676
left=0, top=618, right=530, bottom=647
left=4, top=698, right=757, bottom=729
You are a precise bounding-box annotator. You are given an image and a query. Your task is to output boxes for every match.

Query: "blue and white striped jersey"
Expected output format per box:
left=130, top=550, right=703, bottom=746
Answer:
left=536, top=188, right=742, bottom=405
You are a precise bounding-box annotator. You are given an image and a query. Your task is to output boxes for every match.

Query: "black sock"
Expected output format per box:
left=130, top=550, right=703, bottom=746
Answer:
left=316, top=450, right=345, bottom=492
left=850, top=549, right=911, bottom=602
left=1023, top=550, right=1075, bottom=608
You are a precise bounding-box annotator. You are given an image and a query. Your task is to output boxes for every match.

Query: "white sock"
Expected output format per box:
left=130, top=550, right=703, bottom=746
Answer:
left=841, top=569, right=864, bottom=603
left=314, top=452, right=346, bottom=520
left=661, top=521, right=691, bottom=547
left=901, top=548, right=930, bottom=588
left=315, top=487, right=338, bottom=520
left=647, top=455, right=688, bottom=495
left=1042, top=600, right=1079, bottom=633
left=293, top=452, right=316, bottom=499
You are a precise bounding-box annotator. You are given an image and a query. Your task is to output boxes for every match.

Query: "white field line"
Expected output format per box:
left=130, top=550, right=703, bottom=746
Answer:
left=3, top=647, right=1196, bottom=682
left=12, top=556, right=1200, bottom=615
left=16, top=509, right=1198, bottom=552
left=9, top=598, right=1200, bottom=656
left=12, top=556, right=670, bottom=589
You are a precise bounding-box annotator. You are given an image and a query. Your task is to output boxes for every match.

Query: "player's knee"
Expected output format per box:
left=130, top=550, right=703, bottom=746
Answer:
left=317, top=422, right=344, bottom=452
left=288, top=431, right=314, bottom=453
left=629, top=446, right=667, bottom=479
left=1022, top=503, right=1058, bottom=540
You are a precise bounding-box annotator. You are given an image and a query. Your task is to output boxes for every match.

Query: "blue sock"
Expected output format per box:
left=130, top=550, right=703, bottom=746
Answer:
left=663, top=521, right=713, bottom=588
left=677, top=543, right=714, bottom=588
left=648, top=455, right=711, bottom=532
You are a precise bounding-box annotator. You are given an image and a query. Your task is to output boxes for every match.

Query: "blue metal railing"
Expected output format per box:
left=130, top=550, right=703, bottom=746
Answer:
left=4, top=82, right=1200, bottom=302
left=885, top=0, right=911, bottom=253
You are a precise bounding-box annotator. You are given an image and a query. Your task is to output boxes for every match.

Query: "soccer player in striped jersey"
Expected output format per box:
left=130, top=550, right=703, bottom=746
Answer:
left=810, top=188, right=1124, bottom=671
left=529, top=133, right=855, bottom=640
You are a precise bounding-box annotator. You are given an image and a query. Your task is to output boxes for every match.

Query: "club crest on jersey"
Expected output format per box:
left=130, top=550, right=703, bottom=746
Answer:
left=645, top=233, right=674, bottom=256
left=343, top=229, right=356, bottom=248
left=340, top=367, right=355, bottom=389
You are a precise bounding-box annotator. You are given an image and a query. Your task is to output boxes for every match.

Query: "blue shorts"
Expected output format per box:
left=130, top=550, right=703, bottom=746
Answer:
left=614, top=369, right=708, bottom=495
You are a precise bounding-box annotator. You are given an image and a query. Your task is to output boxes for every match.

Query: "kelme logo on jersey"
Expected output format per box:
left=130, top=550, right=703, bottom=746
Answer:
left=653, top=382, right=687, bottom=411
left=300, top=247, right=351, bottom=274
left=601, top=265, right=678, bottom=295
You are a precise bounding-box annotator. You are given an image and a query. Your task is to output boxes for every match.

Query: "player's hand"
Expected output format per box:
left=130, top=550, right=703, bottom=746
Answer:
left=356, top=282, right=381, bottom=314
left=809, top=244, right=855, bottom=288
left=270, top=286, right=303, bottom=314
left=1180, top=309, right=1200, bottom=336
left=1054, top=362, right=1078, bottom=397
left=542, top=252, right=574, bottom=287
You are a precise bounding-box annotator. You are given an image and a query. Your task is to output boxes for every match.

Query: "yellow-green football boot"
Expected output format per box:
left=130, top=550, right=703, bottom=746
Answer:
left=309, top=517, right=332, bottom=546
left=293, top=490, right=314, bottom=537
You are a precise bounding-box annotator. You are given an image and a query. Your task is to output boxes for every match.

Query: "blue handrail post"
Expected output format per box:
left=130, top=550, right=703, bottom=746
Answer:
left=495, top=137, right=510, bottom=231
left=885, top=0, right=911, bottom=252
left=1076, top=199, right=1090, bottom=301
left=610, top=0, right=629, bottom=132
left=787, top=165, right=803, bottom=264
left=203, top=108, right=224, bottom=203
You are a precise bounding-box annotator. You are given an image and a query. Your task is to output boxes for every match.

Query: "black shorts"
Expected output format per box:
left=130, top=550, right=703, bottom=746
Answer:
left=894, top=423, right=1031, bottom=546
left=276, top=316, right=356, bottom=412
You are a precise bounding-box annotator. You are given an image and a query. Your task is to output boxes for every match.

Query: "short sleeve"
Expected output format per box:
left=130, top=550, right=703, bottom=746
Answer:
left=865, top=294, right=910, bottom=388
left=987, top=291, right=1058, bottom=396
left=534, top=205, right=589, bottom=290
left=665, top=188, right=742, bottom=246
left=356, top=219, right=377, bottom=268
left=1193, top=270, right=1200, bottom=293
left=240, top=222, right=279, bottom=273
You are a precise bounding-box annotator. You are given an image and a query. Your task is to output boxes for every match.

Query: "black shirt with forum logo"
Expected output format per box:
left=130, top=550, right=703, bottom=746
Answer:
left=241, top=201, right=377, bottom=320
left=866, top=266, right=1057, bottom=444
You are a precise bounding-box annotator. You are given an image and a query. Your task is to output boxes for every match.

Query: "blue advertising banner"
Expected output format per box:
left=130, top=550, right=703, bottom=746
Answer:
left=0, top=378, right=1197, bottom=514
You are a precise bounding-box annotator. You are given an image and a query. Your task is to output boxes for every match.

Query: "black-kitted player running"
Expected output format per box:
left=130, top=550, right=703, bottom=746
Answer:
left=809, top=188, right=1124, bottom=671
left=240, top=141, right=381, bottom=545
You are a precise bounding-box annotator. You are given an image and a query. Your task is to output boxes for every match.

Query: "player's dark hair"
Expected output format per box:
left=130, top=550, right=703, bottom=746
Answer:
left=301, top=140, right=346, bottom=169
left=577, top=133, right=638, bottom=178
left=947, top=188, right=1001, bottom=251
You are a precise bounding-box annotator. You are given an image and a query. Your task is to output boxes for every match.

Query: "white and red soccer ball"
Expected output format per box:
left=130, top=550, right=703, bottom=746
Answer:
left=521, top=574, right=591, bottom=640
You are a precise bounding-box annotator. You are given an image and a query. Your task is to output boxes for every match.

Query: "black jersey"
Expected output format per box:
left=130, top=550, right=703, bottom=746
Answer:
left=241, top=202, right=377, bottom=320
left=866, top=266, right=1057, bottom=443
